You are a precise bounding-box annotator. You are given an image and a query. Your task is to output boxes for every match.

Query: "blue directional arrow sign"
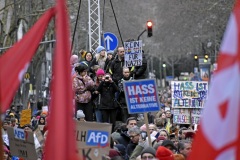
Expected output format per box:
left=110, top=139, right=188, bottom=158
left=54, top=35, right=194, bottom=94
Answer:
left=101, top=32, right=118, bottom=51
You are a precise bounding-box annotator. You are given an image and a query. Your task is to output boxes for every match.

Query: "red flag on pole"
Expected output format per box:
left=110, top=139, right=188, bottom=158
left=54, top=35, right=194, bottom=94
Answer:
left=188, top=1, right=240, bottom=160
left=0, top=8, right=55, bottom=113
left=44, top=0, right=78, bottom=159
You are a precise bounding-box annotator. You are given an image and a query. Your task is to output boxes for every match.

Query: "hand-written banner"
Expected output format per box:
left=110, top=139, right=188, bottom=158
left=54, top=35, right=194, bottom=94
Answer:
left=171, top=81, right=208, bottom=108
left=173, top=108, right=203, bottom=124
left=124, top=40, right=142, bottom=67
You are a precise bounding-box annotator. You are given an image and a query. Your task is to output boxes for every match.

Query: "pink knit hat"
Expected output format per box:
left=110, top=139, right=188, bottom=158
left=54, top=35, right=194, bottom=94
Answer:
left=96, top=69, right=105, bottom=76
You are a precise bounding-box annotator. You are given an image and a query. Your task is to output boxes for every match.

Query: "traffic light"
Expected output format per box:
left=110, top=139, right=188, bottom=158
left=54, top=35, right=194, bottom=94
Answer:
left=204, top=54, right=209, bottom=60
left=146, top=20, right=153, bottom=37
left=162, top=62, right=166, bottom=67
left=194, top=55, right=198, bottom=61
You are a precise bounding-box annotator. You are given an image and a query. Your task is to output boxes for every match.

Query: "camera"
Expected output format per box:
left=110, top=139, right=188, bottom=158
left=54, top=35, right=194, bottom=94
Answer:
left=105, top=76, right=110, bottom=80
left=140, top=131, right=147, bottom=141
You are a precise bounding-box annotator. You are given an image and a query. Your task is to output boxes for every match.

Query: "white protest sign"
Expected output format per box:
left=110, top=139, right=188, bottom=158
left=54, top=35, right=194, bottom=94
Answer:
left=124, top=40, right=143, bottom=67
left=171, top=81, right=208, bottom=108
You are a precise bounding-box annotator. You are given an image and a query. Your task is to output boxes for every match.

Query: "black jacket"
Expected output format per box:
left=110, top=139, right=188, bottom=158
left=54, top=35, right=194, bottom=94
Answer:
left=97, top=81, right=119, bottom=109
left=110, top=58, right=125, bottom=83
left=131, top=53, right=147, bottom=79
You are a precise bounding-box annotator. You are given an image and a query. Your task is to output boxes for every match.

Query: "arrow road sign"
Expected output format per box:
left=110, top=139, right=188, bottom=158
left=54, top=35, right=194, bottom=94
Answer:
left=102, top=32, right=118, bottom=51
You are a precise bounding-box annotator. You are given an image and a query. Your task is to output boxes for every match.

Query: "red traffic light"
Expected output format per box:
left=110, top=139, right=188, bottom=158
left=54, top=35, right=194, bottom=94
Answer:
left=147, top=21, right=153, bottom=27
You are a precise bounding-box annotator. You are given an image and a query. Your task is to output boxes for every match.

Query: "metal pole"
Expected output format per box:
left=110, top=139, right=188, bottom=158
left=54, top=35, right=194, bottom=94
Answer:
left=137, top=29, right=146, bottom=40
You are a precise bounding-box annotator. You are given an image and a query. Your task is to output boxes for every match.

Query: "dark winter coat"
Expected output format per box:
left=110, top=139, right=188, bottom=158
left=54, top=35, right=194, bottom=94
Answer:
left=97, top=81, right=119, bottom=109
left=109, top=58, right=125, bottom=83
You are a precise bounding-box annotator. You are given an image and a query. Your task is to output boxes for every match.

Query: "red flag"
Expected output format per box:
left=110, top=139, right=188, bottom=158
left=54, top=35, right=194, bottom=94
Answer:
left=44, top=0, right=78, bottom=159
left=189, top=2, right=240, bottom=160
left=0, top=8, right=55, bottom=113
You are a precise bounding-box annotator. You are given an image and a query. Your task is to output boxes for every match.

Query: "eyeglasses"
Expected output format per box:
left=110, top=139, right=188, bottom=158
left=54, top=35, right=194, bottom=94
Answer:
left=142, top=155, right=154, bottom=160
left=129, top=134, right=139, bottom=139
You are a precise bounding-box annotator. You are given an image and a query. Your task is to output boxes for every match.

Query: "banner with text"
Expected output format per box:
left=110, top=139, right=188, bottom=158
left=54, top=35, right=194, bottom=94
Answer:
left=76, top=121, right=112, bottom=160
left=124, top=40, right=142, bottom=67
left=171, top=81, right=208, bottom=108
left=7, top=127, right=37, bottom=160
left=173, top=108, right=203, bottom=124
left=123, top=79, right=160, bottom=114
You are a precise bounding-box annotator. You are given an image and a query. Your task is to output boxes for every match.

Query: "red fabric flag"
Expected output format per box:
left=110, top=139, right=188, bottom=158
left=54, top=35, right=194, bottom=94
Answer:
left=188, top=2, right=240, bottom=160
left=44, top=0, right=78, bottom=159
left=0, top=8, right=55, bottom=113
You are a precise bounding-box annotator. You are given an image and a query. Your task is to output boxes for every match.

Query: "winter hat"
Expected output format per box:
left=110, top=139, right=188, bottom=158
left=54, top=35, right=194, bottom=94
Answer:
left=77, top=110, right=85, bottom=119
left=96, top=46, right=106, bottom=53
left=141, top=146, right=156, bottom=158
left=70, top=55, right=79, bottom=65
left=156, top=146, right=174, bottom=160
left=96, top=69, right=105, bottom=77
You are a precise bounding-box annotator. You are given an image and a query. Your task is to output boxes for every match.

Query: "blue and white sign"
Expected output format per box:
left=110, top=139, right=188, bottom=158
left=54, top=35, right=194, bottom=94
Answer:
left=123, top=79, right=160, bottom=114
left=14, top=128, right=25, bottom=140
left=102, top=32, right=118, bottom=51
left=86, top=130, right=109, bottom=147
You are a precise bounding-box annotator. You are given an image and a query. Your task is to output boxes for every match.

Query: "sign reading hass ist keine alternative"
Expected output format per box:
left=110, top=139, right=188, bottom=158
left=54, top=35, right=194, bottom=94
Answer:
left=123, top=79, right=160, bottom=114
left=124, top=40, right=143, bottom=67
left=171, top=81, right=208, bottom=108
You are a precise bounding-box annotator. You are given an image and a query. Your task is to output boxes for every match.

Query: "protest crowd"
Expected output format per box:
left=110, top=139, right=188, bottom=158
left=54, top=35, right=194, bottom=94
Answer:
left=2, top=45, right=195, bottom=160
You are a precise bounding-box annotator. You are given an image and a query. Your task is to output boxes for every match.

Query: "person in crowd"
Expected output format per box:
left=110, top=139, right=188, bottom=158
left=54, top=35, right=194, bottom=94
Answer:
left=76, top=110, right=86, bottom=122
left=2, top=121, right=10, bottom=146
left=117, top=67, right=134, bottom=122
left=178, top=140, right=192, bottom=158
left=104, top=50, right=115, bottom=73
left=159, top=129, right=169, bottom=139
left=90, top=46, right=108, bottom=71
left=126, top=126, right=141, bottom=159
left=140, top=146, right=156, bottom=160
left=156, top=146, right=174, bottom=160
left=83, top=51, right=93, bottom=67
left=178, top=127, right=188, bottom=140
left=70, top=54, right=79, bottom=76
left=3, top=144, right=11, bottom=160
left=109, top=46, right=125, bottom=84
left=97, top=73, right=119, bottom=130
left=161, top=139, right=177, bottom=154
left=114, top=117, right=137, bottom=148
left=73, top=64, right=95, bottom=121
left=154, top=117, right=167, bottom=130
left=174, top=154, right=186, bottom=160
left=38, top=116, right=46, bottom=134
left=130, top=51, right=147, bottom=80
left=92, top=68, right=105, bottom=122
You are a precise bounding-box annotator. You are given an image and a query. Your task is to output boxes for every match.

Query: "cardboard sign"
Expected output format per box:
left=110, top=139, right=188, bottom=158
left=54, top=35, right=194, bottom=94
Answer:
left=7, top=127, right=38, bottom=160
left=76, top=121, right=112, bottom=160
left=173, top=108, right=203, bottom=124
left=20, top=109, right=31, bottom=127
left=34, top=127, right=44, bottom=147
left=171, top=81, right=208, bottom=108
left=123, top=79, right=161, bottom=114
left=124, top=40, right=143, bottom=67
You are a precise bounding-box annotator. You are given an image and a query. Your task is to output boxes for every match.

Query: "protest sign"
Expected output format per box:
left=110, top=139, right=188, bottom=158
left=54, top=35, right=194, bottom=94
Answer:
left=123, top=79, right=160, bottom=114
left=171, top=81, right=208, bottom=108
left=173, top=108, right=203, bottom=124
left=76, top=121, right=112, bottom=160
left=124, top=40, right=143, bottom=67
left=20, top=109, right=31, bottom=127
left=7, top=127, right=38, bottom=160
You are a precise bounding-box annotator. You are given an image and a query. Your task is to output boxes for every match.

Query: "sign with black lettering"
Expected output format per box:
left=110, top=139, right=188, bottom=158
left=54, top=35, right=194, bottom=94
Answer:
left=7, top=127, right=38, bottom=160
left=124, top=40, right=143, bottom=67
left=76, top=121, right=112, bottom=160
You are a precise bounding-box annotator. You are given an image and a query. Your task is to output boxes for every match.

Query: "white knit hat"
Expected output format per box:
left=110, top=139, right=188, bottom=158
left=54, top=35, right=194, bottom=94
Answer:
left=77, top=110, right=85, bottom=118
